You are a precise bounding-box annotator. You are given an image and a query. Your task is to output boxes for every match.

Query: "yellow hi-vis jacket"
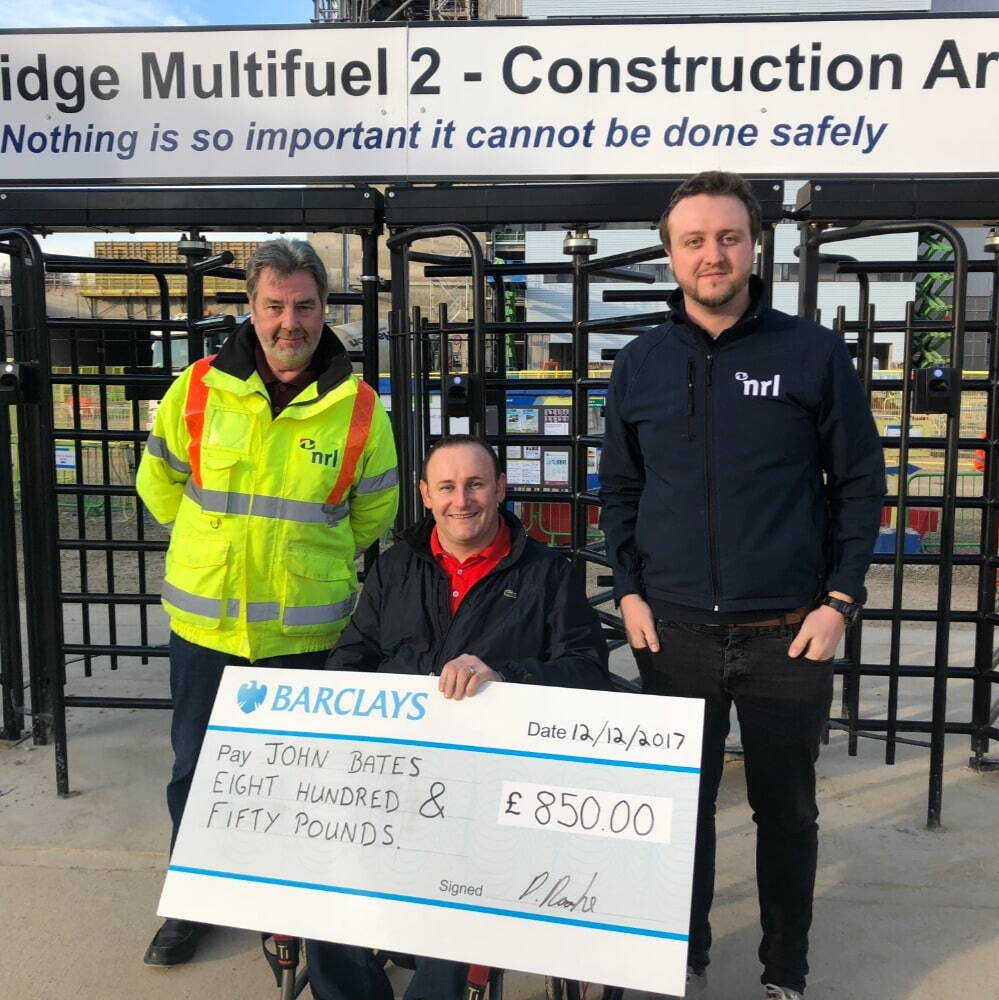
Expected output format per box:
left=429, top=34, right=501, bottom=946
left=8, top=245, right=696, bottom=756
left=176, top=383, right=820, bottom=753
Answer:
left=136, top=323, right=398, bottom=661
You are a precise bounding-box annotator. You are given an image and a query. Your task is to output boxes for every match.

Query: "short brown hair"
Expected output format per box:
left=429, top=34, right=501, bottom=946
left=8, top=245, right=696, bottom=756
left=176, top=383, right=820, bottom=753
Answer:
left=658, top=171, right=762, bottom=249
left=420, top=435, right=502, bottom=483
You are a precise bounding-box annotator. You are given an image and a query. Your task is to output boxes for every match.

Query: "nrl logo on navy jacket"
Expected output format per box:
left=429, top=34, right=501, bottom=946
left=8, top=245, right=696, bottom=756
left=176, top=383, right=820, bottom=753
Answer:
left=735, top=371, right=782, bottom=398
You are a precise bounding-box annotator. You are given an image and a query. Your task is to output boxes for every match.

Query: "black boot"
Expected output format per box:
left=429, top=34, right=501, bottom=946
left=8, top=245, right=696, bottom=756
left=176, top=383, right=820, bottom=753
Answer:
left=143, top=918, right=210, bottom=966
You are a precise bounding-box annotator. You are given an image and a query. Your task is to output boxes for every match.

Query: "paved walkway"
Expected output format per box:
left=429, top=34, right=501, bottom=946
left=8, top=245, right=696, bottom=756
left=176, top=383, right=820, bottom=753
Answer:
left=2, top=638, right=998, bottom=999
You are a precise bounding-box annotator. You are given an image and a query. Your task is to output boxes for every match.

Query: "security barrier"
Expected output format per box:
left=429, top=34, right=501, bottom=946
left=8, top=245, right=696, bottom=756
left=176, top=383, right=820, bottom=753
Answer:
left=795, top=180, right=999, bottom=823
left=0, top=179, right=995, bottom=825
left=384, top=180, right=784, bottom=647
left=0, top=187, right=383, bottom=794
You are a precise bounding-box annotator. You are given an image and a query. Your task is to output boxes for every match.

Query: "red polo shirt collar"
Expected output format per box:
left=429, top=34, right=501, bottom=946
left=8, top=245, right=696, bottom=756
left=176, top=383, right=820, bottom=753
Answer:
left=430, top=516, right=512, bottom=615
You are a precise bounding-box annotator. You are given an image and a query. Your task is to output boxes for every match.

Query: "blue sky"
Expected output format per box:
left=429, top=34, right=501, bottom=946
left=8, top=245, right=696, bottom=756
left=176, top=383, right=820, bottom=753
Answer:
left=0, top=1, right=313, bottom=254
left=0, top=0, right=308, bottom=29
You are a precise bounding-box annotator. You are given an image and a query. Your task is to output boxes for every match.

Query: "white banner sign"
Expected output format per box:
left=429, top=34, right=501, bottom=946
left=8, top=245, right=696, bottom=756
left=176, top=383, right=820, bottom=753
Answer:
left=158, top=667, right=704, bottom=995
left=2, top=16, right=999, bottom=182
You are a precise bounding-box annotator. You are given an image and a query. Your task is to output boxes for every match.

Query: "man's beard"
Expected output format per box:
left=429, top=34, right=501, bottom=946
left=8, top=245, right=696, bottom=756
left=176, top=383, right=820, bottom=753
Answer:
left=682, top=271, right=747, bottom=310
left=265, top=331, right=315, bottom=370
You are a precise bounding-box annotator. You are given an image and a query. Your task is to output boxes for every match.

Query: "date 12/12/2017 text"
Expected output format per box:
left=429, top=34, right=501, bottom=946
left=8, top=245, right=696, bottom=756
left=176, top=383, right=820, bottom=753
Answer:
left=527, top=719, right=685, bottom=752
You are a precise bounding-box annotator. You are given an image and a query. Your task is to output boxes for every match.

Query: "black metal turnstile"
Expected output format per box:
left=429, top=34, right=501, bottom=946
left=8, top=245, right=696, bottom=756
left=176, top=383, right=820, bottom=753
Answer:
left=795, top=178, right=999, bottom=825
left=1, top=177, right=996, bottom=825
left=382, top=178, right=998, bottom=823
left=0, top=186, right=383, bottom=794
left=384, top=180, right=784, bottom=649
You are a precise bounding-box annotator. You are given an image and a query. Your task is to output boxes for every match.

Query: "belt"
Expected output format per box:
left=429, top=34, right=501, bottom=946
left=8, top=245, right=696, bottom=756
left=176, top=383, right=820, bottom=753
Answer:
left=724, top=604, right=814, bottom=628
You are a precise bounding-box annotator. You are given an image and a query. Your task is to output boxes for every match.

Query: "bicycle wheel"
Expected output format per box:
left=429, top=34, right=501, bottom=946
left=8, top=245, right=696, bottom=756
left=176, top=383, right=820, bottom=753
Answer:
left=545, top=977, right=567, bottom=1000
left=544, top=978, right=625, bottom=1000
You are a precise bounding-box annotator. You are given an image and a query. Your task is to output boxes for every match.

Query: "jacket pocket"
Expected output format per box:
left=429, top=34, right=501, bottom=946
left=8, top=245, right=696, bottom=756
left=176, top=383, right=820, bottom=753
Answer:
left=205, top=407, right=254, bottom=454
left=197, top=450, right=246, bottom=515
left=281, top=544, right=356, bottom=636
left=162, top=532, right=231, bottom=630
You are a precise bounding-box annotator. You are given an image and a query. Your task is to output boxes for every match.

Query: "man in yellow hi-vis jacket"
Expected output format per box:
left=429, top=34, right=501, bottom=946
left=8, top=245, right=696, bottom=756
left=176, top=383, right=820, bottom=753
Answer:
left=137, top=238, right=398, bottom=967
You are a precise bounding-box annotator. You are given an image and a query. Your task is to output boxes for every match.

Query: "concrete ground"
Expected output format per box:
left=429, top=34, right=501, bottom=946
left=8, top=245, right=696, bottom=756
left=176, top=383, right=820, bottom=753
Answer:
left=2, top=631, right=998, bottom=1000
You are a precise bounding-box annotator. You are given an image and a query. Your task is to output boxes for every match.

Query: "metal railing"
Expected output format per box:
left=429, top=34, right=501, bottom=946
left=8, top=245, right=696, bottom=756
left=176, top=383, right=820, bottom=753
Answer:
left=0, top=189, right=384, bottom=794
left=797, top=205, right=999, bottom=824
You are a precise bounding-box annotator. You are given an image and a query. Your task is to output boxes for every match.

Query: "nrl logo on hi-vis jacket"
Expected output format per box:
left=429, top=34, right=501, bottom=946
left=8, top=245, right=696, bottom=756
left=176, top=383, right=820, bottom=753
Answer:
left=298, top=437, right=340, bottom=467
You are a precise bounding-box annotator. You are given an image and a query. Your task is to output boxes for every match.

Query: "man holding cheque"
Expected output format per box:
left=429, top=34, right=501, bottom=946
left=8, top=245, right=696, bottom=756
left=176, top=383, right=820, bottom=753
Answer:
left=307, top=434, right=610, bottom=1000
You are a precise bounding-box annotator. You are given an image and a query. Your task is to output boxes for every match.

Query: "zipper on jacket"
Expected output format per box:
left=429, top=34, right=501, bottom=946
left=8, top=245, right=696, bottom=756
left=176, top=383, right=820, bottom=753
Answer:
left=430, top=548, right=518, bottom=672
left=432, top=565, right=456, bottom=673
left=686, top=357, right=696, bottom=441
left=430, top=560, right=494, bottom=672
left=704, top=353, right=721, bottom=611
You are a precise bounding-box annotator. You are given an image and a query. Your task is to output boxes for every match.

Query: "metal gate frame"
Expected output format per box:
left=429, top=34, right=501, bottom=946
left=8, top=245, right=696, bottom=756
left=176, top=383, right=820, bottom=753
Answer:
left=384, top=178, right=999, bottom=824
left=795, top=178, right=999, bottom=825
left=2, top=178, right=996, bottom=823
left=0, top=186, right=383, bottom=794
left=383, top=179, right=785, bottom=652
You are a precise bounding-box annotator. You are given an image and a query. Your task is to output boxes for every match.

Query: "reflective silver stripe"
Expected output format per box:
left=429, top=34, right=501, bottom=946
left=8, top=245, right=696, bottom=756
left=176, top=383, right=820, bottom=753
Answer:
left=226, top=598, right=241, bottom=618
left=252, top=494, right=332, bottom=524
left=283, top=596, right=355, bottom=627
left=247, top=601, right=281, bottom=622
left=162, top=581, right=221, bottom=619
left=146, top=434, right=191, bottom=475
left=355, top=467, right=399, bottom=495
left=320, top=502, right=349, bottom=527
left=183, top=481, right=348, bottom=527
left=184, top=480, right=252, bottom=515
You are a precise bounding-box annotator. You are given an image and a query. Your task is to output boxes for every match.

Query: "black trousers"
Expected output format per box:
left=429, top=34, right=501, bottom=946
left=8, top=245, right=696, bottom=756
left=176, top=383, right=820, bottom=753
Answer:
left=632, top=621, right=834, bottom=994
left=306, top=941, right=468, bottom=1000
left=166, top=631, right=328, bottom=850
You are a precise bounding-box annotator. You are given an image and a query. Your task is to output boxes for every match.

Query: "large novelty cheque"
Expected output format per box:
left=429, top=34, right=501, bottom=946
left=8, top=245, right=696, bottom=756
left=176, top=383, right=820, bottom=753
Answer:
left=158, top=668, right=703, bottom=995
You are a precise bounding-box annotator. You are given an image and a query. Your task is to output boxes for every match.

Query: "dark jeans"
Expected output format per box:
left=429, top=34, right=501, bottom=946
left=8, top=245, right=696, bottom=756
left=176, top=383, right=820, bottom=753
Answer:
left=166, top=631, right=328, bottom=850
left=632, top=621, right=834, bottom=994
left=306, top=941, right=468, bottom=1000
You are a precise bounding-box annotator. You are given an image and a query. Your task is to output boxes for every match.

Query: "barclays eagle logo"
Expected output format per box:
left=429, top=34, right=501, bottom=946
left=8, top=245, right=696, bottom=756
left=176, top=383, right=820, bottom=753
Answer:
left=237, top=680, right=268, bottom=714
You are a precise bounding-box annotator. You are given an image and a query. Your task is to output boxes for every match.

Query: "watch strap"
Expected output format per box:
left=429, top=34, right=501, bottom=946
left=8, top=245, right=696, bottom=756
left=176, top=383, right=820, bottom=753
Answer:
left=822, top=595, right=860, bottom=624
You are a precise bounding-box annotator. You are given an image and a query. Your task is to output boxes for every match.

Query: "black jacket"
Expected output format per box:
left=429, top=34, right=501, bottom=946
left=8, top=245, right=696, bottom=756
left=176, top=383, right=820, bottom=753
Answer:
left=327, top=509, right=610, bottom=689
left=599, top=278, right=887, bottom=612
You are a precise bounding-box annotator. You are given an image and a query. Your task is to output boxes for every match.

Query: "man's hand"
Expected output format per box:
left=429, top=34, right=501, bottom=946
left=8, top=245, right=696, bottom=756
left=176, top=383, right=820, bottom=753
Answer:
left=438, top=654, right=502, bottom=701
left=788, top=604, right=847, bottom=661
left=620, top=594, right=660, bottom=652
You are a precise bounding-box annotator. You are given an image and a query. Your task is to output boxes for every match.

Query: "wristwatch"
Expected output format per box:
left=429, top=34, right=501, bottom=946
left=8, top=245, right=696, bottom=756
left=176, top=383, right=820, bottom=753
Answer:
left=821, top=595, right=861, bottom=625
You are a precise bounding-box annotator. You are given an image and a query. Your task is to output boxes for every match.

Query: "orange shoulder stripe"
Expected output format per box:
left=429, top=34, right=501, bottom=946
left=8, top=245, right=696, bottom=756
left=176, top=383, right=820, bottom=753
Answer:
left=327, top=380, right=377, bottom=506
left=183, top=354, right=217, bottom=488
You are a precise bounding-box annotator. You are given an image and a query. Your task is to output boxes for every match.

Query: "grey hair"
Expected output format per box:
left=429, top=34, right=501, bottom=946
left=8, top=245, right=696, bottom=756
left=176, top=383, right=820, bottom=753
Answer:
left=245, top=238, right=329, bottom=307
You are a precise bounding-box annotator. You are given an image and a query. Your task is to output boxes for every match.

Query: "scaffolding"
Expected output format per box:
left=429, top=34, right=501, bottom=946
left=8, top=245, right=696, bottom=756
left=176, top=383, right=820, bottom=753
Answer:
left=80, top=240, right=258, bottom=300
left=312, top=0, right=519, bottom=21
